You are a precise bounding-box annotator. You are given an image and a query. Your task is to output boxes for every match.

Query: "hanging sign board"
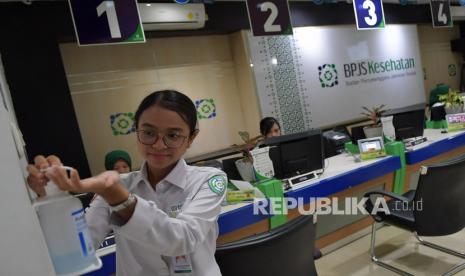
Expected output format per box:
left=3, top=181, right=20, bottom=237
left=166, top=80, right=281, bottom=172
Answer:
left=68, top=0, right=145, bottom=46
left=353, top=0, right=386, bottom=30
left=246, top=0, right=293, bottom=36
left=430, top=0, right=453, bottom=28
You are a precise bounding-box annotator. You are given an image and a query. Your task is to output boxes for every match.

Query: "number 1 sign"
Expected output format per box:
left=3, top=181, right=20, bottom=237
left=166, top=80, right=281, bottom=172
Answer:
left=246, top=0, right=293, bottom=36
left=68, top=0, right=145, bottom=46
left=353, top=0, right=385, bottom=30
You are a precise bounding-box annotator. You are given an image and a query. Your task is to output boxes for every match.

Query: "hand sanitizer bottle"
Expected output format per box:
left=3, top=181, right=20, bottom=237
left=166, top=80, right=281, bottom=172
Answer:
left=33, top=171, right=101, bottom=275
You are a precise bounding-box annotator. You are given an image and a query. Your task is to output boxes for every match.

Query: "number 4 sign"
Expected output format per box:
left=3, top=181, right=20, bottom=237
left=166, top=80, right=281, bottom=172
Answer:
left=68, top=0, right=145, bottom=46
left=353, top=0, right=385, bottom=30
left=246, top=0, right=293, bottom=36
left=430, top=0, right=453, bottom=28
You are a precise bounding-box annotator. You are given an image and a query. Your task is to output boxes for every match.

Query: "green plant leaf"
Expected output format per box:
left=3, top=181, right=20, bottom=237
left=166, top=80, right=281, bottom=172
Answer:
left=362, top=106, right=371, bottom=113
left=238, top=131, right=250, bottom=142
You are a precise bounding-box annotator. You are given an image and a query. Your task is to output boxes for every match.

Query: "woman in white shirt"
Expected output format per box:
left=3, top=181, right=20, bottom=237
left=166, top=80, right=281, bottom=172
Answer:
left=26, top=90, right=227, bottom=276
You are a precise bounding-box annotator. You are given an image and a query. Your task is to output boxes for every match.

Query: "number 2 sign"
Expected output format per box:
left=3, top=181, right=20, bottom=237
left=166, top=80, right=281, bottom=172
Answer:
left=353, top=0, right=385, bottom=30
left=246, top=0, right=293, bottom=36
left=68, top=0, right=145, bottom=46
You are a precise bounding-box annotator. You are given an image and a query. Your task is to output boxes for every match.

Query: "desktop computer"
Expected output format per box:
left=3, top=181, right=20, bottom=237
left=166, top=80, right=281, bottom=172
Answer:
left=382, top=103, right=426, bottom=141
left=262, top=129, right=324, bottom=188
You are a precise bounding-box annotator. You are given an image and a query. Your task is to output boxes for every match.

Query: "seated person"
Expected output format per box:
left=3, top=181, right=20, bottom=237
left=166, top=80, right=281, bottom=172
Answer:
left=105, top=150, right=132, bottom=174
left=429, top=83, right=450, bottom=106
left=260, top=117, right=282, bottom=138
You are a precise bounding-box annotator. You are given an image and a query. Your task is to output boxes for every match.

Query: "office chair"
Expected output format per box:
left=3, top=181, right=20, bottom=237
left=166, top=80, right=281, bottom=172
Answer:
left=215, top=215, right=318, bottom=276
left=364, top=154, right=465, bottom=276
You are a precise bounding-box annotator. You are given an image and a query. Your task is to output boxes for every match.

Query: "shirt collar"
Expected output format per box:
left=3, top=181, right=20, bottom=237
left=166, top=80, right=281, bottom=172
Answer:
left=135, top=159, right=188, bottom=190
left=164, top=159, right=188, bottom=189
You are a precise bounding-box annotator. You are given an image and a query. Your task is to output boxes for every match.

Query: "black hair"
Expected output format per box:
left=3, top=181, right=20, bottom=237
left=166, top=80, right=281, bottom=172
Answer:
left=260, top=117, right=281, bottom=136
left=135, top=90, right=198, bottom=135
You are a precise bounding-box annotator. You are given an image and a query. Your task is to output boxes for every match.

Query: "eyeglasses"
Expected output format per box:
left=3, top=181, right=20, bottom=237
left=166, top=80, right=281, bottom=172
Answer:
left=136, top=129, right=188, bottom=149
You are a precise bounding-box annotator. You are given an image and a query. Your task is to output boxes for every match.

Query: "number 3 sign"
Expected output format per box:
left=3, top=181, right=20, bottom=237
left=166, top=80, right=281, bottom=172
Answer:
left=353, top=0, right=385, bottom=30
left=246, top=0, right=293, bottom=36
left=68, top=0, right=145, bottom=46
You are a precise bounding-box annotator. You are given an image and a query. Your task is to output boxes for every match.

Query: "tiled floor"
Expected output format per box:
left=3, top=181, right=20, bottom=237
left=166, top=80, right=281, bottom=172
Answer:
left=316, top=225, right=465, bottom=276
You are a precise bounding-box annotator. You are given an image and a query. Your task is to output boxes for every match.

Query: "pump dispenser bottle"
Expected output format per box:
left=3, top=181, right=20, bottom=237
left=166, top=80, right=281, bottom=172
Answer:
left=33, top=169, right=102, bottom=275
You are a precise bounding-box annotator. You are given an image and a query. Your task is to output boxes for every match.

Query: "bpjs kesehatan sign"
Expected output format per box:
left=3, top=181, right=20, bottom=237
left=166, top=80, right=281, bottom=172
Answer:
left=319, top=57, right=417, bottom=88
left=247, top=25, right=426, bottom=129
left=344, top=58, right=415, bottom=77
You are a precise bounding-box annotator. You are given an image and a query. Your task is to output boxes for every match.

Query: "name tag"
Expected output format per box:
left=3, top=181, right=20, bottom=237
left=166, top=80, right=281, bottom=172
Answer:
left=168, top=203, right=191, bottom=273
left=168, top=203, right=183, bottom=218
left=172, top=255, right=193, bottom=274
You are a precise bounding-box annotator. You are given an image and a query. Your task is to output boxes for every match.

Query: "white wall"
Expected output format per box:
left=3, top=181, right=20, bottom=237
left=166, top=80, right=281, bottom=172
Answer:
left=0, top=56, right=55, bottom=275
left=248, top=25, right=426, bottom=132
left=60, top=35, right=250, bottom=175
left=418, top=24, right=462, bottom=98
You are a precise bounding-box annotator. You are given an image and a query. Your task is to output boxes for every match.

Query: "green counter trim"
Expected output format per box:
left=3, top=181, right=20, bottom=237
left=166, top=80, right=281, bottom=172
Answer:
left=385, top=141, right=406, bottom=194
left=256, top=178, right=288, bottom=229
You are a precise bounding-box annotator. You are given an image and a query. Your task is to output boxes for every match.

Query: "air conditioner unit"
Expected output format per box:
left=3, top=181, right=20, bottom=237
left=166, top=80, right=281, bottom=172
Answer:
left=451, top=6, right=465, bottom=21
left=138, top=3, right=206, bottom=31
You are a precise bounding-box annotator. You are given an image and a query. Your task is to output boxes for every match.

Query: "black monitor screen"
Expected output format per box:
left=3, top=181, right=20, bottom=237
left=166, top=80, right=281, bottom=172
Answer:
left=431, top=105, right=446, bottom=121
left=350, top=125, right=367, bottom=144
left=263, top=130, right=324, bottom=179
left=221, top=157, right=243, bottom=181
left=383, top=103, right=425, bottom=140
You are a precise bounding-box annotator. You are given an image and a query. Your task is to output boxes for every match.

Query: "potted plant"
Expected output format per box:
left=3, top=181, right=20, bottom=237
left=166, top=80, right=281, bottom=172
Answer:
left=438, top=89, right=464, bottom=114
left=361, top=105, right=388, bottom=138
left=233, top=131, right=264, bottom=182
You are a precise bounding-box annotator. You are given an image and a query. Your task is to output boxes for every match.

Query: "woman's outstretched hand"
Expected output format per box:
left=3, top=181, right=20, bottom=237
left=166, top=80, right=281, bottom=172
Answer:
left=26, top=155, right=129, bottom=205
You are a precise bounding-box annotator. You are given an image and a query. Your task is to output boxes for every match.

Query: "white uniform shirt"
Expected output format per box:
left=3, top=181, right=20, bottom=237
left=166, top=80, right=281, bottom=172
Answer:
left=85, top=159, right=227, bottom=276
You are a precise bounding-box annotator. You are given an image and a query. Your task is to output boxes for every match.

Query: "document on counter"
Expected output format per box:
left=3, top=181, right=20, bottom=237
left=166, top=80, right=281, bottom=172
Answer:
left=229, top=180, right=265, bottom=198
left=250, top=146, right=275, bottom=178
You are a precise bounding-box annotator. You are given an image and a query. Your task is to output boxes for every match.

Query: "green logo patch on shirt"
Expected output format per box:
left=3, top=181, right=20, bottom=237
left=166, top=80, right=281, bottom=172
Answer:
left=208, top=175, right=227, bottom=196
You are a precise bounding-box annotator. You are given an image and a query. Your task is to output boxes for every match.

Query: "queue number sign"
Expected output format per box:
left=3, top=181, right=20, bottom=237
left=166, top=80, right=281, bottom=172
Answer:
left=430, top=0, right=453, bottom=28
left=68, top=0, right=145, bottom=46
left=352, top=0, right=385, bottom=30
left=246, top=0, right=293, bottom=36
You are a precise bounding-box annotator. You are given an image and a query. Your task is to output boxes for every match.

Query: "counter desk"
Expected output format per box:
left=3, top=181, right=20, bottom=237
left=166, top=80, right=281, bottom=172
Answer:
left=403, top=128, right=465, bottom=192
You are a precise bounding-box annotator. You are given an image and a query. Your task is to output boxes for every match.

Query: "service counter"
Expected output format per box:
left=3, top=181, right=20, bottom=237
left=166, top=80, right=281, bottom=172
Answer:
left=403, top=128, right=465, bottom=192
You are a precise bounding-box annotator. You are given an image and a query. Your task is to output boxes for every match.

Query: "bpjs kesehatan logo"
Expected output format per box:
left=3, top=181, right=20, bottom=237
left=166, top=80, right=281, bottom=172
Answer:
left=318, top=64, right=339, bottom=88
left=343, top=58, right=415, bottom=78
left=319, top=58, right=416, bottom=88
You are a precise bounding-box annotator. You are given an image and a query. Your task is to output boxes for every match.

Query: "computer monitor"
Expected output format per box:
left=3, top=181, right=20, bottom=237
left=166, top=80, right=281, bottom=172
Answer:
left=262, top=129, right=324, bottom=179
left=431, top=104, right=446, bottom=121
left=382, top=103, right=425, bottom=140
left=349, top=125, right=367, bottom=144
left=221, top=157, right=243, bottom=181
